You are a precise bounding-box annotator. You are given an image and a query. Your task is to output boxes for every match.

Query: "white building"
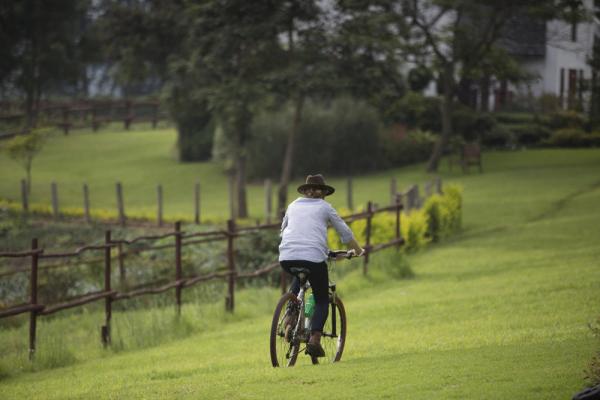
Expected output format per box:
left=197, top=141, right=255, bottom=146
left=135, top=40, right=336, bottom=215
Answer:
left=489, top=0, right=597, bottom=111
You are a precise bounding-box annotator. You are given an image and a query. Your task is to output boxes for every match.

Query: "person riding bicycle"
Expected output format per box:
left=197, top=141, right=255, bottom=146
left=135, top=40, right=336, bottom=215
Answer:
left=279, top=174, right=364, bottom=358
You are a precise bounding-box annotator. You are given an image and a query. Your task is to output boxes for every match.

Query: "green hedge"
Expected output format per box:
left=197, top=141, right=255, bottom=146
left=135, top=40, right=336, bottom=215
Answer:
left=328, top=184, right=463, bottom=252
left=548, top=110, right=587, bottom=130
left=247, top=98, right=435, bottom=179
left=381, top=129, right=436, bottom=167
left=543, top=129, right=600, bottom=148
left=482, top=124, right=514, bottom=147
left=509, top=123, right=553, bottom=145
left=422, top=184, right=463, bottom=242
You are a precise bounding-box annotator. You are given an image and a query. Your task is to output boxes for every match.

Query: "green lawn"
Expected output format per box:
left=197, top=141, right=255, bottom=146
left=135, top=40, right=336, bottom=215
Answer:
left=0, top=127, right=431, bottom=222
left=0, top=131, right=599, bottom=399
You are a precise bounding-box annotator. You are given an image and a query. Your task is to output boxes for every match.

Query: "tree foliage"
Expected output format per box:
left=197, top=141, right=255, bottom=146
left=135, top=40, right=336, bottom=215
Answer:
left=0, top=0, right=95, bottom=126
left=4, top=130, right=47, bottom=194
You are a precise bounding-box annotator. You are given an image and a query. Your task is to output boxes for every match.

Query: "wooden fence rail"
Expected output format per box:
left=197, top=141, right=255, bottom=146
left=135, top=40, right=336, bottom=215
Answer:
left=0, top=200, right=410, bottom=359
left=0, top=100, right=167, bottom=138
left=15, top=176, right=442, bottom=227
left=0, top=179, right=441, bottom=359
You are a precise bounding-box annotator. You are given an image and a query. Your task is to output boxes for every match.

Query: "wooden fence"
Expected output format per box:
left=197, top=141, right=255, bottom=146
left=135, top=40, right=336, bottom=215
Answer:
left=0, top=177, right=444, bottom=358
left=0, top=201, right=408, bottom=359
left=15, top=176, right=443, bottom=225
left=0, top=99, right=167, bottom=138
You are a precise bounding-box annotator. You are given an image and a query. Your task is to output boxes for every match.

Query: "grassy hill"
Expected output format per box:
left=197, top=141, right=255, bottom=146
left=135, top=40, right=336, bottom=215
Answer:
left=0, top=127, right=430, bottom=222
left=0, top=130, right=599, bottom=399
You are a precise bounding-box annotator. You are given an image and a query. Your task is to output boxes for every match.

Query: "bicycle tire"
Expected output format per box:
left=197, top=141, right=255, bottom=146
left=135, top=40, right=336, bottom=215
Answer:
left=270, top=292, right=301, bottom=367
left=312, top=295, right=347, bottom=365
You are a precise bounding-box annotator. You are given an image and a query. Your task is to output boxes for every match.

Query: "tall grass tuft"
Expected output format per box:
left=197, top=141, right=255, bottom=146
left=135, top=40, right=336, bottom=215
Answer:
left=586, top=316, right=600, bottom=386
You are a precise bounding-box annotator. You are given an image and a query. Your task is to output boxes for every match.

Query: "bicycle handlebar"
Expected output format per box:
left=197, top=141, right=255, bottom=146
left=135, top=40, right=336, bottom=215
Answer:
left=328, top=249, right=364, bottom=260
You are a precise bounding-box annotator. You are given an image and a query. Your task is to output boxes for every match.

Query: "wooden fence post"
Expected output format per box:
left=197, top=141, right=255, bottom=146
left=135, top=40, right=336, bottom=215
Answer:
left=347, top=177, right=353, bottom=210
left=29, top=238, right=39, bottom=360
left=118, top=243, right=126, bottom=289
left=116, top=182, right=125, bottom=226
left=51, top=182, right=59, bottom=219
left=83, top=183, right=91, bottom=223
left=264, top=179, right=272, bottom=224
left=152, top=102, right=158, bottom=129
left=226, top=219, right=236, bottom=312
left=92, top=105, right=99, bottom=132
left=406, top=185, right=421, bottom=211
left=124, top=100, right=132, bottom=130
left=175, top=221, right=182, bottom=316
left=364, top=201, right=373, bottom=275
left=390, top=178, right=397, bottom=205
left=424, top=181, right=433, bottom=199
left=102, top=231, right=112, bottom=346
left=395, top=194, right=402, bottom=251
left=21, top=179, right=29, bottom=212
left=228, top=174, right=236, bottom=220
left=157, top=184, right=163, bottom=227
left=414, top=185, right=422, bottom=209
left=62, top=106, right=70, bottom=135
left=194, top=182, right=201, bottom=224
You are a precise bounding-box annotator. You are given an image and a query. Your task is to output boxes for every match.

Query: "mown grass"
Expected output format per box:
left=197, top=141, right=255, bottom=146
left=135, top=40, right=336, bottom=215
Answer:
left=0, top=139, right=599, bottom=398
left=0, top=126, right=430, bottom=222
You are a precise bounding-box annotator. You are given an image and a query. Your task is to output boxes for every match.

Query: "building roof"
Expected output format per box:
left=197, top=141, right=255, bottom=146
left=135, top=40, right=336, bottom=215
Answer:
left=498, top=16, right=546, bottom=57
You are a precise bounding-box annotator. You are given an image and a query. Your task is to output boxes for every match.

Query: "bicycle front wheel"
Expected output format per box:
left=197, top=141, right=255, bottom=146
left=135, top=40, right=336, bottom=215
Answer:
left=270, top=292, right=301, bottom=367
left=313, top=295, right=347, bottom=364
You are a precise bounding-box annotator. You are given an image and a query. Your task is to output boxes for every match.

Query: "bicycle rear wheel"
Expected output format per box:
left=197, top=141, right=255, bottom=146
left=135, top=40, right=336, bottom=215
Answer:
left=270, top=292, right=301, bottom=367
left=312, top=295, right=347, bottom=364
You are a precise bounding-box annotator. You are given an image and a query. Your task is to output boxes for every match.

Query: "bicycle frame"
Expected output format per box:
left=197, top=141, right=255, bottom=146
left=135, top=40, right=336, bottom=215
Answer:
left=272, top=257, right=348, bottom=367
left=290, top=271, right=339, bottom=342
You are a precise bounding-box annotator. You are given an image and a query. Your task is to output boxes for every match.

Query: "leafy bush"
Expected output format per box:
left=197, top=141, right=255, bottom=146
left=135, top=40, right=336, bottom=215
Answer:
left=386, top=91, right=441, bottom=132
left=247, top=98, right=385, bottom=179
left=381, top=129, right=436, bottom=167
left=328, top=186, right=462, bottom=253
left=548, top=110, right=586, bottom=130
left=509, top=123, right=552, bottom=145
left=452, top=107, right=496, bottom=142
left=407, top=66, right=433, bottom=92
left=543, top=129, right=600, bottom=148
left=400, top=210, right=430, bottom=252
left=235, top=230, right=280, bottom=287
left=422, top=184, right=462, bottom=242
left=493, top=112, right=548, bottom=126
left=538, top=93, right=561, bottom=113
left=482, top=124, right=514, bottom=148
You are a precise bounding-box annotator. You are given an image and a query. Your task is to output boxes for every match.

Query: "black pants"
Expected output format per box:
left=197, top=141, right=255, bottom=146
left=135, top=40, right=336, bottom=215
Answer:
left=280, top=260, right=329, bottom=333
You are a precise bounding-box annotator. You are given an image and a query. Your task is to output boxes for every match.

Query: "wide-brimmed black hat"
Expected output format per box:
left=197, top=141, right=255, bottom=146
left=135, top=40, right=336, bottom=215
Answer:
left=297, top=174, right=335, bottom=196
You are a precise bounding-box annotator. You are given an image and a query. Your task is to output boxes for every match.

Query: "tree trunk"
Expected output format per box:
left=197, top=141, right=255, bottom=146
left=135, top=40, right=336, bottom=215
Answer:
left=427, top=65, right=454, bottom=173
left=235, top=153, right=248, bottom=218
left=26, top=160, right=32, bottom=196
left=480, top=75, right=490, bottom=112
left=277, top=95, right=304, bottom=216
left=456, top=77, right=473, bottom=108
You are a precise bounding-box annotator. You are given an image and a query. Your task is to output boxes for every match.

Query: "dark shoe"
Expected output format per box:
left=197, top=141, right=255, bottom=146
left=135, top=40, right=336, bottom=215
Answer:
left=305, top=342, right=325, bottom=358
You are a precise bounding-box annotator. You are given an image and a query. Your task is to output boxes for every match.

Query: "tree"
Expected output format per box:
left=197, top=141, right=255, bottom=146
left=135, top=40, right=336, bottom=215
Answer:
left=98, top=0, right=186, bottom=94
left=270, top=0, right=336, bottom=215
left=332, top=1, right=407, bottom=123
left=98, top=1, right=207, bottom=161
left=403, top=0, right=563, bottom=172
left=5, top=130, right=46, bottom=195
left=0, top=0, right=94, bottom=127
left=183, top=0, right=285, bottom=218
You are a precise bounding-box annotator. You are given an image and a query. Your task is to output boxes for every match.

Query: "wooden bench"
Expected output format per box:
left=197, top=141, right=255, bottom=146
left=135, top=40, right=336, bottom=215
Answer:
left=448, top=143, right=483, bottom=173
left=461, top=143, right=483, bottom=173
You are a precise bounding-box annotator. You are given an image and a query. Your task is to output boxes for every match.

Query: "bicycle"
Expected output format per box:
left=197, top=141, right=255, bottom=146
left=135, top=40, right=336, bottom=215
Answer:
left=270, top=250, right=358, bottom=367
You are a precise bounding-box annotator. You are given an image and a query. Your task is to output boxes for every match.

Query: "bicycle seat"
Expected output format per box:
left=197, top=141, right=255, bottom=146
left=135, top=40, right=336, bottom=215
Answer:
left=289, top=267, right=311, bottom=276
